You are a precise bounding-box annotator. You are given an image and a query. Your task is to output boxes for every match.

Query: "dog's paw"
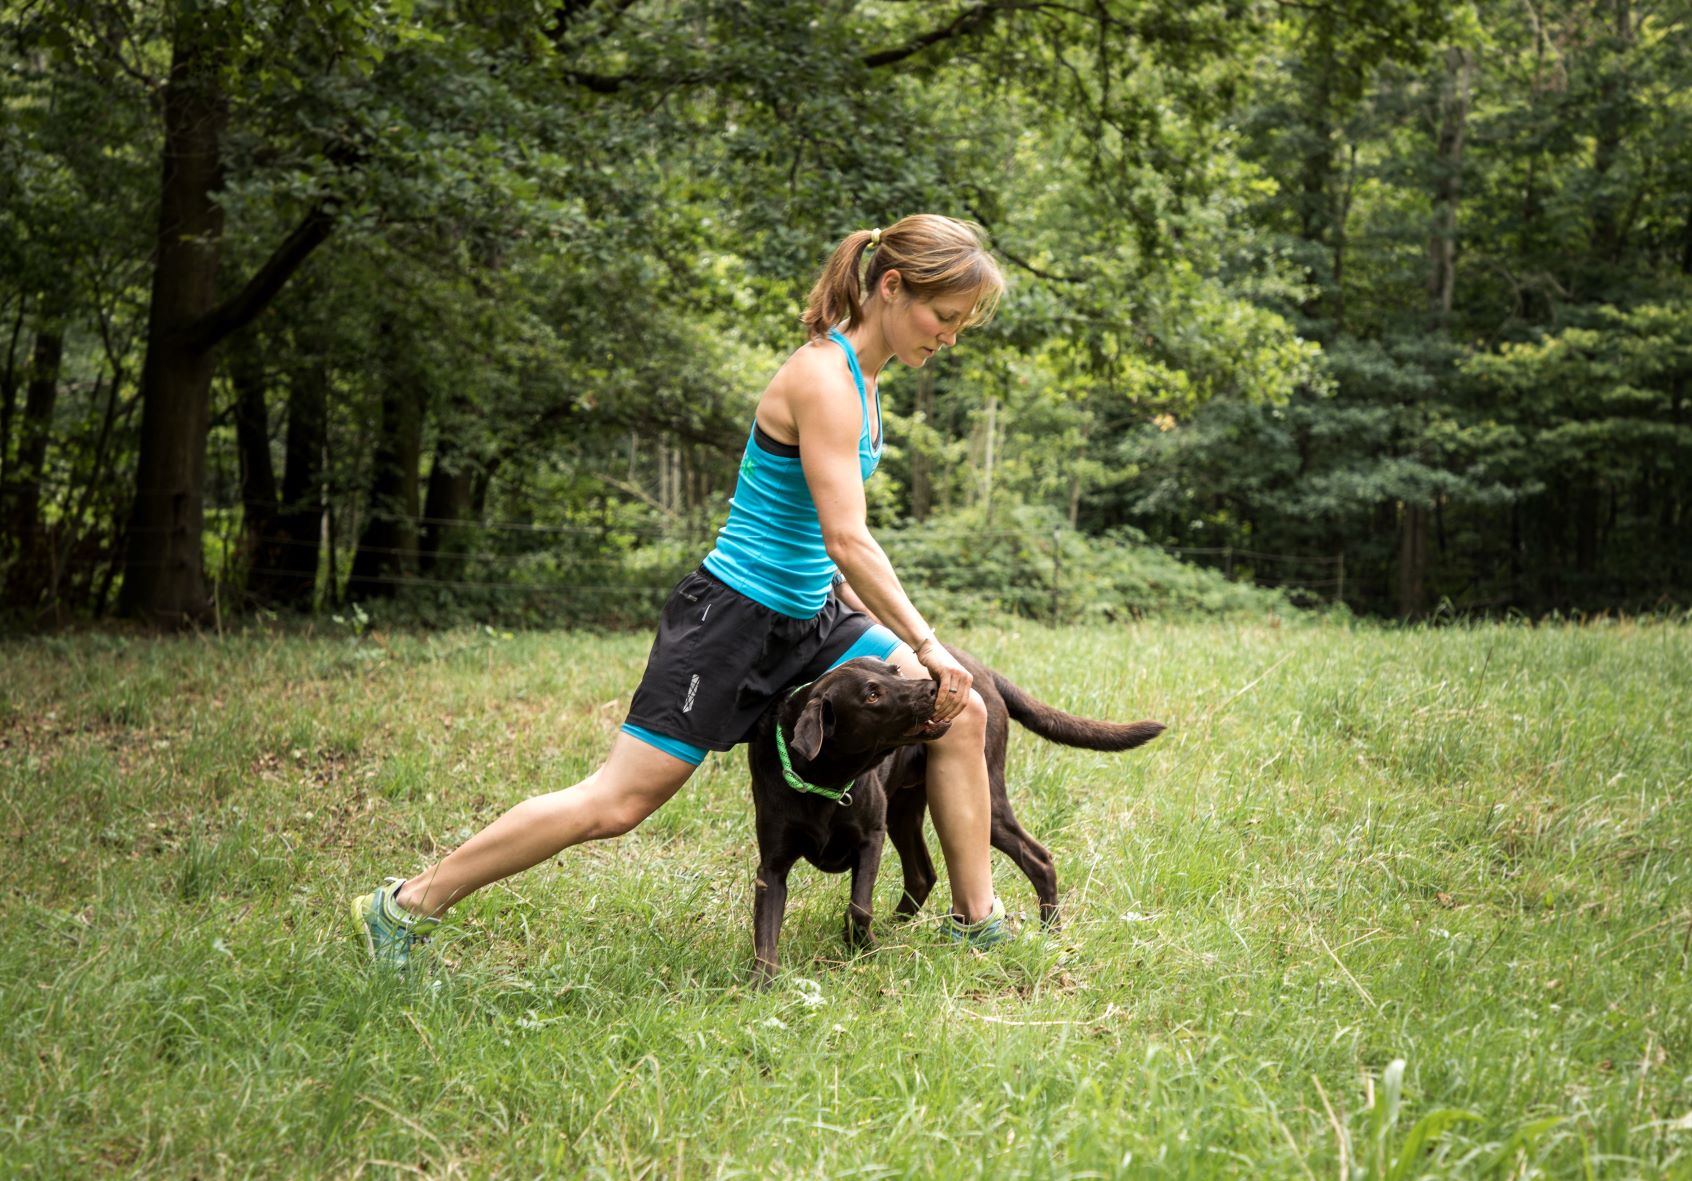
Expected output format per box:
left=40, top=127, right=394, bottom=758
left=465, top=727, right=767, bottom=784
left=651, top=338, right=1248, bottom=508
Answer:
left=843, top=912, right=877, bottom=950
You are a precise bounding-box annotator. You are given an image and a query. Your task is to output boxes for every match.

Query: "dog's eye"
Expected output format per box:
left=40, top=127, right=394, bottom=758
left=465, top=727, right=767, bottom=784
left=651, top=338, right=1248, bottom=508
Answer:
left=865, top=688, right=880, bottom=703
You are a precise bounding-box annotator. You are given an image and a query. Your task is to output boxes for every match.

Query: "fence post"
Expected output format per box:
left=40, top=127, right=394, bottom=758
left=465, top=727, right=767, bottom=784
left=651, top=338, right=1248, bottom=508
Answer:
left=1224, top=546, right=1234, bottom=579
left=1335, top=549, right=1345, bottom=605
left=1051, top=528, right=1061, bottom=624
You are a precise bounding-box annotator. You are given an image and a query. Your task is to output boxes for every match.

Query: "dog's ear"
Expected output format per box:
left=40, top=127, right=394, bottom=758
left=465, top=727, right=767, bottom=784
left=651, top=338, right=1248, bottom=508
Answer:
left=790, top=693, right=834, bottom=761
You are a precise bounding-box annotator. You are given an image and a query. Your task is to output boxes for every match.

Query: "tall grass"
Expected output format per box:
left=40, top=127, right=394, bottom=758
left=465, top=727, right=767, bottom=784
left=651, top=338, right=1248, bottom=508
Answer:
left=2, top=620, right=1687, bottom=1178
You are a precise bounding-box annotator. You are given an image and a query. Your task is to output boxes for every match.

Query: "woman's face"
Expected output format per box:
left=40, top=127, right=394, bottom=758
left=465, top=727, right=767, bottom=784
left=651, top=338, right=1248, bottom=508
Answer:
left=879, top=276, right=978, bottom=367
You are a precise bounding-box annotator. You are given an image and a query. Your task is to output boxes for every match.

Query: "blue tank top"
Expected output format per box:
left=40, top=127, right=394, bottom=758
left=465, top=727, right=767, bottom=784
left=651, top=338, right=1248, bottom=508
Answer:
left=702, top=329, right=882, bottom=618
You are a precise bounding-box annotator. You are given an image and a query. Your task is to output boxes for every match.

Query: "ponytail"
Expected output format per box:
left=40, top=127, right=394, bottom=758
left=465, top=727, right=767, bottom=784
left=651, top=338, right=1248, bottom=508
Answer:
left=800, top=229, right=880, bottom=340
left=800, top=215, right=1004, bottom=341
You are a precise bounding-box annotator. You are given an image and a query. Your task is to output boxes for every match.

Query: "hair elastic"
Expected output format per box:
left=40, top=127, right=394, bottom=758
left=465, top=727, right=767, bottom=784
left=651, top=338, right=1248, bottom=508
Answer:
left=867, top=227, right=881, bottom=249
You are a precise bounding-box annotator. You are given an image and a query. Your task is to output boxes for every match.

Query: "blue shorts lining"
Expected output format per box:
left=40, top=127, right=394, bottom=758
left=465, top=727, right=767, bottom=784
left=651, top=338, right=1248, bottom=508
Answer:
left=827, top=623, right=902, bottom=669
left=620, top=723, right=708, bottom=766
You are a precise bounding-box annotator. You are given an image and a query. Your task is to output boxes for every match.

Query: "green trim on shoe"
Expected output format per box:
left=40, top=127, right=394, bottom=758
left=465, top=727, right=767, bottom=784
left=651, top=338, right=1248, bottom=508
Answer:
left=945, top=896, right=1014, bottom=949
left=350, top=877, right=440, bottom=969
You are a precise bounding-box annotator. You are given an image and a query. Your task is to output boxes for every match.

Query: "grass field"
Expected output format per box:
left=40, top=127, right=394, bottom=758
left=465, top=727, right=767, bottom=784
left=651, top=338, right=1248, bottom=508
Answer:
left=2, top=620, right=1689, bottom=1178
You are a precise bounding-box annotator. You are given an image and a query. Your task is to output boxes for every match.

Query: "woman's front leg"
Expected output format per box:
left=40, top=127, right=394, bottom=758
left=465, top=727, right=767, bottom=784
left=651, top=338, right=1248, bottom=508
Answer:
left=888, top=646, right=996, bottom=922
left=396, top=731, right=698, bottom=917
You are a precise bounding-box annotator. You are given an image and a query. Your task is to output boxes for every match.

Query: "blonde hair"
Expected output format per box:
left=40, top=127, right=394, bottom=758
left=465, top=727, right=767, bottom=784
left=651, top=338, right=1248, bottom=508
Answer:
left=801, top=214, right=1005, bottom=340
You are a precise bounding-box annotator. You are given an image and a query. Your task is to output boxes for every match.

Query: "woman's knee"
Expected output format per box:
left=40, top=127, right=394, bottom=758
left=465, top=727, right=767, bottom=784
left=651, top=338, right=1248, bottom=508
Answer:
left=935, top=688, right=988, bottom=746
left=578, top=745, right=695, bottom=838
left=567, top=781, right=664, bottom=839
left=590, top=800, right=653, bottom=839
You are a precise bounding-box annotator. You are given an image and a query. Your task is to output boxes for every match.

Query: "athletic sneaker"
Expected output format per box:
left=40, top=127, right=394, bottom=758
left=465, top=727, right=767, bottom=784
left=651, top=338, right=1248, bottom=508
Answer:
left=350, top=877, right=439, bottom=969
left=945, top=897, right=1014, bottom=949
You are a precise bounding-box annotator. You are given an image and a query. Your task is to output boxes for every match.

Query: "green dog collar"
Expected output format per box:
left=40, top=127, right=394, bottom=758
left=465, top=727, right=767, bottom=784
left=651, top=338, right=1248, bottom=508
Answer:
left=774, top=683, right=853, bottom=805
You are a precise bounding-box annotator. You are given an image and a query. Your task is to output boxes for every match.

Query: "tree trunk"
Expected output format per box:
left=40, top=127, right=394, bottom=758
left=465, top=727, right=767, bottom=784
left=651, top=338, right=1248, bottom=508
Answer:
left=1297, top=9, right=1336, bottom=249
left=1680, top=193, right=1692, bottom=277
left=349, top=335, right=425, bottom=600
left=3, top=325, right=64, bottom=608
left=117, top=12, right=335, bottom=624
left=1520, top=0, right=1547, bottom=251
left=419, top=394, right=477, bottom=580
left=1296, top=6, right=1337, bottom=325
left=1333, top=141, right=1358, bottom=333
left=1395, top=44, right=1472, bottom=621
left=1574, top=483, right=1599, bottom=575
left=1426, top=47, right=1471, bottom=324
left=472, top=459, right=497, bottom=519
left=55, top=371, right=127, bottom=611
left=264, top=361, right=328, bottom=610
left=0, top=299, right=26, bottom=495
left=1588, top=0, right=1634, bottom=267
left=118, top=22, right=227, bottom=623
left=420, top=456, right=475, bottom=580
left=1396, top=501, right=1428, bottom=618
left=230, top=341, right=279, bottom=602
left=1510, top=502, right=1524, bottom=609
left=1667, top=376, right=1686, bottom=548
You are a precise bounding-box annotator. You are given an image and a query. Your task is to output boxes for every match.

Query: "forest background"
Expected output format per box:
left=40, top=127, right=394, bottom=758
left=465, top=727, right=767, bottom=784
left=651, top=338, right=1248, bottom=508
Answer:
left=3, top=0, right=1689, bottom=632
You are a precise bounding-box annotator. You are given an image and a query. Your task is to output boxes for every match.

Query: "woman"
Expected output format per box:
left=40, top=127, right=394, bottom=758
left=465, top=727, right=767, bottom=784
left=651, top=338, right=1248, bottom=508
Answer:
left=352, top=214, right=1012, bottom=967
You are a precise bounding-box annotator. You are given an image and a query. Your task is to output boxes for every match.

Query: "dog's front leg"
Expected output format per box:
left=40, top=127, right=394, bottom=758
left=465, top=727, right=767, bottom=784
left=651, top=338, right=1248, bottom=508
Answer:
left=752, top=857, right=794, bottom=986
left=844, top=835, right=884, bottom=951
left=886, top=789, right=937, bottom=919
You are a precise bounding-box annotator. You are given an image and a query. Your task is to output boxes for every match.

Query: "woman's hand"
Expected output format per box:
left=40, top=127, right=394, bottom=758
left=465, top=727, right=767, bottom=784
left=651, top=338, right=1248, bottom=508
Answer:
left=915, top=634, right=972, bottom=722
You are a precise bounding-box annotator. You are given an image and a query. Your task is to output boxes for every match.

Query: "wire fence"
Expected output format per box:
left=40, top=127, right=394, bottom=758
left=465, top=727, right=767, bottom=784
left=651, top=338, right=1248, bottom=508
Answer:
left=38, top=509, right=1348, bottom=625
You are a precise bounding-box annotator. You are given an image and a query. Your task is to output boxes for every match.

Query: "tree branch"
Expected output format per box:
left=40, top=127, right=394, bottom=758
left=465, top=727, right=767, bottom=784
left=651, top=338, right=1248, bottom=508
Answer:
left=999, top=244, right=1088, bottom=284
left=553, top=4, right=1003, bottom=93
left=559, top=67, right=641, bottom=93
left=965, top=204, right=1089, bottom=284
left=188, top=203, right=335, bottom=353
left=863, top=3, right=1002, bottom=68
left=549, top=0, right=655, bottom=91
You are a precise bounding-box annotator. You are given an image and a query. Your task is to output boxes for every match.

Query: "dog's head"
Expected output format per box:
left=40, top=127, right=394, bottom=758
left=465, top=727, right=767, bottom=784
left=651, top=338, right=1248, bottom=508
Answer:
left=787, top=657, right=951, bottom=763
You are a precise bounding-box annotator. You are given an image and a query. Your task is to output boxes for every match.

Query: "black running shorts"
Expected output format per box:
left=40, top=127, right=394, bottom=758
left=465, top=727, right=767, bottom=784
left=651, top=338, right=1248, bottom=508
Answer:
left=621, top=567, right=900, bottom=763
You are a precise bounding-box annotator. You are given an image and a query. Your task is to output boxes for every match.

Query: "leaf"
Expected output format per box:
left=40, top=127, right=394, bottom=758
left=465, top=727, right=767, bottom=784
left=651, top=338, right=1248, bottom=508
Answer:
left=1482, top=1116, right=1566, bottom=1176
left=1386, top=1108, right=1482, bottom=1181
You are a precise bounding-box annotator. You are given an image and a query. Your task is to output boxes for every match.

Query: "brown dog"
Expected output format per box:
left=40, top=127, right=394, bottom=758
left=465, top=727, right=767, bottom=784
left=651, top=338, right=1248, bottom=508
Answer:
left=748, top=646, right=1164, bottom=980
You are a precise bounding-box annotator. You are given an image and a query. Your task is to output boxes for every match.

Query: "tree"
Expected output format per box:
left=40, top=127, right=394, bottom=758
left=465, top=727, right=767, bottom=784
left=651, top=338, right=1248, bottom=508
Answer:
left=116, top=6, right=341, bottom=622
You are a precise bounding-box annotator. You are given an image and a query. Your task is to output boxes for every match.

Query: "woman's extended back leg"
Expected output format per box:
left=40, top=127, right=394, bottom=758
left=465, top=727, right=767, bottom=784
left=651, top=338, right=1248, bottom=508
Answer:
left=395, top=731, right=699, bottom=917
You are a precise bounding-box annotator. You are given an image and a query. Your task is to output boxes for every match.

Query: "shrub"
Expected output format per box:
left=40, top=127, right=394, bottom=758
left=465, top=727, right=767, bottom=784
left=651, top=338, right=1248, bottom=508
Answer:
left=877, top=502, right=1293, bottom=626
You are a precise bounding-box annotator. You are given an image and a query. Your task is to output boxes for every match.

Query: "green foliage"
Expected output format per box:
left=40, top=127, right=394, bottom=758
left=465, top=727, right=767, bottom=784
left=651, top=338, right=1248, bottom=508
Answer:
left=4, top=0, right=1689, bottom=627
left=1114, top=0, right=1692, bottom=617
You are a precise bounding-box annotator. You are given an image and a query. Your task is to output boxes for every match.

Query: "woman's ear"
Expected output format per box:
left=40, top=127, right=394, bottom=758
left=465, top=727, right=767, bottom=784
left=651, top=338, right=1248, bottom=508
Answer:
left=878, top=269, right=903, bottom=301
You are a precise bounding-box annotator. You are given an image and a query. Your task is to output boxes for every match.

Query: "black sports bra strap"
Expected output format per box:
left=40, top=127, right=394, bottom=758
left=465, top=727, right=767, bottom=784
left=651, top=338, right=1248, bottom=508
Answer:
left=752, top=419, right=801, bottom=458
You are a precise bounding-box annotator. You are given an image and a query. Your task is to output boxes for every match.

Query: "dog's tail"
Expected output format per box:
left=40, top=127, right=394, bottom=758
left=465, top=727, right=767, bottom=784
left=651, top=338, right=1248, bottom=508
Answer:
left=990, top=671, right=1165, bottom=751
